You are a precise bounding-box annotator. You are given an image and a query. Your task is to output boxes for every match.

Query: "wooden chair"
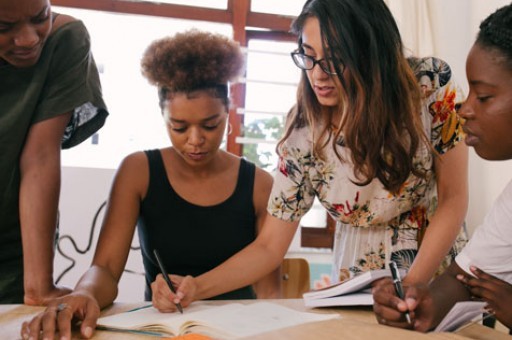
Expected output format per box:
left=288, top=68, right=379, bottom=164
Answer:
left=281, top=258, right=311, bottom=298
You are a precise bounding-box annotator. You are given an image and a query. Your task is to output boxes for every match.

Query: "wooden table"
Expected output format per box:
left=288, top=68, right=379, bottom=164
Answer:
left=1, top=299, right=509, bottom=339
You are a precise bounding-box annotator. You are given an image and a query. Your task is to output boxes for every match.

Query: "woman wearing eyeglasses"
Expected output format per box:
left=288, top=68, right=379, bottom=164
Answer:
left=138, top=0, right=469, bottom=311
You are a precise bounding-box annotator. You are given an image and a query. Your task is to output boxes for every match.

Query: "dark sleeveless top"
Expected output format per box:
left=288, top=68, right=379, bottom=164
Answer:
left=137, top=149, right=257, bottom=300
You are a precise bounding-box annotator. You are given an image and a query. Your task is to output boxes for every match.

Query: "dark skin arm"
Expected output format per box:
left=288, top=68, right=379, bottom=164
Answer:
left=20, top=112, right=73, bottom=305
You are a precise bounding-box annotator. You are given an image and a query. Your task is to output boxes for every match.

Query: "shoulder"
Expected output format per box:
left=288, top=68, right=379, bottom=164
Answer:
left=48, top=13, right=91, bottom=50
left=117, top=151, right=149, bottom=177
left=51, top=13, right=77, bottom=31
left=112, top=151, right=150, bottom=196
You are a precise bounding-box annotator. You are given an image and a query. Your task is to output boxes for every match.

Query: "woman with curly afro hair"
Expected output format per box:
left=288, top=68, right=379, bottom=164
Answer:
left=22, top=29, right=280, bottom=340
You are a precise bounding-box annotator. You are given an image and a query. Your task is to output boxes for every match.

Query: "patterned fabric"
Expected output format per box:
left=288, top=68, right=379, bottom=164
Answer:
left=268, top=57, right=467, bottom=283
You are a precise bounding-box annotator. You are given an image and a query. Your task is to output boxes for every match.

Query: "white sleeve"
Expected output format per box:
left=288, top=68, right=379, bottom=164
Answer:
left=455, top=180, right=512, bottom=284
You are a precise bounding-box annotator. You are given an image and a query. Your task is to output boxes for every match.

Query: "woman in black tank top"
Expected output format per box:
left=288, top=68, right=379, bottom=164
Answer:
left=22, top=29, right=280, bottom=340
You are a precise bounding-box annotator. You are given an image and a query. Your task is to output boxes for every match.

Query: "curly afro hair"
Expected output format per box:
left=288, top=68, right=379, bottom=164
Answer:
left=141, top=29, right=245, bottom=92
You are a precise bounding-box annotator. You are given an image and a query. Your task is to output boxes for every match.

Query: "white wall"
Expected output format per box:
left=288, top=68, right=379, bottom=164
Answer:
left=56, top=166, right=146, bottom=301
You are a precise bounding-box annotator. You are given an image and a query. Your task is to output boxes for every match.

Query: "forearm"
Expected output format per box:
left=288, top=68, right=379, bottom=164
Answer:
left=195, top=241, right=286, bottom=300
left=74, top=265, right=119, bottom=309
left=253, top=266, right=282, bottom=299
left=19, top=153, right=61, bottom=298
left=406, top=199, right=467, bottom=284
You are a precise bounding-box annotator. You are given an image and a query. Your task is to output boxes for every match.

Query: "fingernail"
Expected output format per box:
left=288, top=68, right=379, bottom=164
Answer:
left=177, top=291, right=184, bottom=299
left=60, top=336, right=68, bottom=340
left=456, top=274, right=464, bottom=280
left=84, top=326, right=93, bottom=338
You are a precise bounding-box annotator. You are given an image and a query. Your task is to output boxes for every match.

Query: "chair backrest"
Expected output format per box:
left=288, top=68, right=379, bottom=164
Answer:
left=281, top=258, right=311, bottom=299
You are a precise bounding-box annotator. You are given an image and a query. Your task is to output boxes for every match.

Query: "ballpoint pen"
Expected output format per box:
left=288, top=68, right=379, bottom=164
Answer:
left=153, top=249, right=184, bottom=314
left=389, top=261, right=412, bottom=324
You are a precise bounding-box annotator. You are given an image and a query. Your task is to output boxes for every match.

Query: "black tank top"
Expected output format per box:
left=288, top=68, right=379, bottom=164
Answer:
left=138, top=149, right=257, bottom=300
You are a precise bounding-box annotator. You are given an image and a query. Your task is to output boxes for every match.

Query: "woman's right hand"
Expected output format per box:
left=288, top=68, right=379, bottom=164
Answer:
left=20, top=292, right=100, bottom=340
left=373, top=280, right=436, bottom=332
left=151, top=274, right=196, bottom=312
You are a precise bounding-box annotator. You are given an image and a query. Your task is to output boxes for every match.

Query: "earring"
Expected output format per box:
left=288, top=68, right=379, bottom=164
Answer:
left=227, top=123, right=233, bottom=135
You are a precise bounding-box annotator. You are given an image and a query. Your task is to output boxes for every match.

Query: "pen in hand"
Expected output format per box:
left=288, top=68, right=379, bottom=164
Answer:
left=153, top=249, right=184, bottom=314
left=389, top=261, right=412, bottom=324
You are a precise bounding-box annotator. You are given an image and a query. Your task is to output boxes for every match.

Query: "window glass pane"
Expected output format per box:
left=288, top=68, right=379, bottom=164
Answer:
left=53, top=7, right=231, bottom=169
left=241, top=113, right=285, bottom=171
left=246, top=41, right=300, bottom=83
left=241, top=39, right=299, bottom=172
left=137, top=0, right=227, bottom=10
left=251, top=0, right=303, bottom=16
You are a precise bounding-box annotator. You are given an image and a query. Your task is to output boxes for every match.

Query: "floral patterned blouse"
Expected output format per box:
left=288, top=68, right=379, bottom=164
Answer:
left=268, top=57, right=468, bottom=283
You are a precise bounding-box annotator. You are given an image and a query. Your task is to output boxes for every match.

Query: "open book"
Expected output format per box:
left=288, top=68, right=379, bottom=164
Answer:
left=96, top=301, right=339, bottom=338
left=434, top=301, right=487, bottom=332
left=303, top=268, right=405, bottom=307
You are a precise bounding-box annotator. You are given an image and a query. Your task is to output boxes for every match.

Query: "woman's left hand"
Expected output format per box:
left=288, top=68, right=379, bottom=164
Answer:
left=458, top=266, right=512, bottom=328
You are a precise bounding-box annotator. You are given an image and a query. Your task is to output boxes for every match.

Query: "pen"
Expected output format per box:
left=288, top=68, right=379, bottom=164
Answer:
left=153, top=249, right=184, bottom=314
left=389, top=261, right=411, bottom=324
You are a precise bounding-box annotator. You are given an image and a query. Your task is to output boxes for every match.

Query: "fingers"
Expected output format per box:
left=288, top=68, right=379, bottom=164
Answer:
left=80, top=300, right=101, bottom=338
left=20, top=295, right=100, bottom=340
left=22, top=303, right=62, bottom=340
left=151, top=274, right=178, bottom=312
left=174, top=275, right=196, bottom=307
left=55, top=304, right=75, bottom=340
left=373, top=282, right=410, bottom=327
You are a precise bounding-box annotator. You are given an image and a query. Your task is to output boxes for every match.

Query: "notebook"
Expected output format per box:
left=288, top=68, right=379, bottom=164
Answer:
left=96, top=301, right=340, bottom=338
left=303, top=268, right=405, bottom=307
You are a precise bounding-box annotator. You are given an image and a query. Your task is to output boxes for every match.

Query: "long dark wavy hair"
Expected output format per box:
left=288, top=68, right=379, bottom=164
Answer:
left=279, top=0, right=427, bottom=193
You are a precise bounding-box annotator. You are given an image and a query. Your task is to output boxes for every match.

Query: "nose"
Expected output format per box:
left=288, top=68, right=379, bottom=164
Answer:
left=14, top=25, right=40, bottom=48
left=311, top=62, right=330, bottom=79
left=458, top=99, right=475, bottom=121
left=187, top=127, right=205, bottom=146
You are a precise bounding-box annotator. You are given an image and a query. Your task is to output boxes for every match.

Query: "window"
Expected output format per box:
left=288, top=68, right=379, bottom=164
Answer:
left=54, top=6, right=232, bottom=169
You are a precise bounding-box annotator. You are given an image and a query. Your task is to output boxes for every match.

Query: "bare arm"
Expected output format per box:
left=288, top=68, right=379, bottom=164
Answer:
left=405, top=141, right=468, bottom=285
left=22, top=152, right=148, bottom=340
left=20, top=112, right=72, bottom=305
left=251, top=167, right=282, bottom=299
left=74, top=152, right=148, bottom=307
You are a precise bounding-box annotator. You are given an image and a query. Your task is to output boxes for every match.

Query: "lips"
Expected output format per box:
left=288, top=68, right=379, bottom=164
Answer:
left=314, top=85, right=335, bottom=97
left=187, top=152, right=208, bottom=161
left=462, top=127, right=479, bottom=146
left=11, top=48, right=39, bottom=60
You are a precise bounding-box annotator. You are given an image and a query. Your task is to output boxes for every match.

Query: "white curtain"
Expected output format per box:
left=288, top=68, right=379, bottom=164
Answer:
left=384, top=0, right=435, bottom=57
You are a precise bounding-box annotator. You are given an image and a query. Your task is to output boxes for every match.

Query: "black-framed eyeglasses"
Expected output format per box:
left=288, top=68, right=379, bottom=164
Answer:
left=290, top=51, right=342, bottom=75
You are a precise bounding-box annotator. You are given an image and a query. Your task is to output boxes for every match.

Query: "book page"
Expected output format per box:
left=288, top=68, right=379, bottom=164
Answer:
left=97, top=302, right=339, bottom=338
left=178, top=302, right=339, bottom=338
left=433, top=301, right=486, bottom=332
left=97, top=303, right=212, bottom=336
left=304, top=292, right=374, bottom=307
left=303, top=269, right=403, bottom=300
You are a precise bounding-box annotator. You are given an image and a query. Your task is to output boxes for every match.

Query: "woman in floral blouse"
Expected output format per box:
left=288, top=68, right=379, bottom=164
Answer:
left=150, top=0, right=469, bottom=310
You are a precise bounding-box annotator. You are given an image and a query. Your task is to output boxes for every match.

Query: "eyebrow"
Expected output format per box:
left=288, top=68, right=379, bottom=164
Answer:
left=169, top=113, right=222, bottom=124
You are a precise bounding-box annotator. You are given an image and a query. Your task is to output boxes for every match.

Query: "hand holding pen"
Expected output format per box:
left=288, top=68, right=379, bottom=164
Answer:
left=153, top=249, right=184, bottom=314
left=389, top=261, right=412, bottom=324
